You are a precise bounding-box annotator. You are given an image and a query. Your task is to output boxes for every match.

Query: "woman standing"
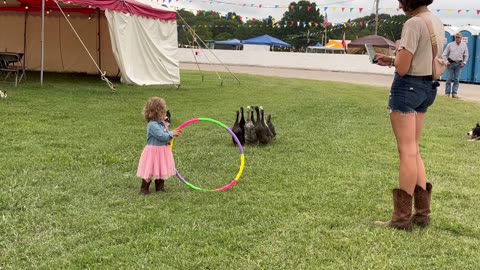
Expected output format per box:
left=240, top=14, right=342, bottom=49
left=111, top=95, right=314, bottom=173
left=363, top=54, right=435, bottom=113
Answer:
left=374, top=0, right=444, bottom=231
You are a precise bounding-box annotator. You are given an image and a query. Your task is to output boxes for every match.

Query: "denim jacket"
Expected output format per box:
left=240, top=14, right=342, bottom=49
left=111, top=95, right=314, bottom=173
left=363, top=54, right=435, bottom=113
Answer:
left=146, top=121, right=173, bottom=146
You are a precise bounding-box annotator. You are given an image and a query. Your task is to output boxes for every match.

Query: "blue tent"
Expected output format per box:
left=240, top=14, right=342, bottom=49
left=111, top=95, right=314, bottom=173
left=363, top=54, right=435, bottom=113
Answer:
left=243, top=34, right=291, bottom=47
left=214, top=39, right=242, bottom=46
left=313, top=42, right=323, bottom=48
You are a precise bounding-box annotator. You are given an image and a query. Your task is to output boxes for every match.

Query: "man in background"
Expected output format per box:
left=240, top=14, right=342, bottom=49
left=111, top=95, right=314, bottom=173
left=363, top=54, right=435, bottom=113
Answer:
left=442, top=32, right=469, bottom=98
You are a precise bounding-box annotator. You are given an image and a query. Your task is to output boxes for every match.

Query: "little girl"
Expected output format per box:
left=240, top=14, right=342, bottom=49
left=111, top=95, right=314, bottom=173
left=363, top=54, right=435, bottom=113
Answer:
left=136, top=97, right=181, bottom=195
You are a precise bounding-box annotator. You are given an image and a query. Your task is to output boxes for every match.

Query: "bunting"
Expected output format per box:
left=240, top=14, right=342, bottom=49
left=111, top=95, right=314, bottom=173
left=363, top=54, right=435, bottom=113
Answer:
left=164, top=0, right=480, bottom=16
left=178, top=18, right=406, bottom=30
left=168, top=1, right=480, bottom=23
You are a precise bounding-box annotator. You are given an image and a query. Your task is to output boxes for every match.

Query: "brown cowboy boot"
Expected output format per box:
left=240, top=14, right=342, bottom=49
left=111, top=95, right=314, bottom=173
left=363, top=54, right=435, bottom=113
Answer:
left=411, top=183, right=432, bottom=227
left=140, top=179, right=151, bottom=195
left=155, top=179, right=166, bottom=192
left=375, top=189, right=413, bottom=231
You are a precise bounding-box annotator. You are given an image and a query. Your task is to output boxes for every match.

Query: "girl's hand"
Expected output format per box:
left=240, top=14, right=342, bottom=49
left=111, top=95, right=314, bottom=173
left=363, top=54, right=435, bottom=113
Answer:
left=374, top=53, right=394, bottom=67
left=172, top=129, right=182, bottom=137
left=162, top=120, right=170, bottom=129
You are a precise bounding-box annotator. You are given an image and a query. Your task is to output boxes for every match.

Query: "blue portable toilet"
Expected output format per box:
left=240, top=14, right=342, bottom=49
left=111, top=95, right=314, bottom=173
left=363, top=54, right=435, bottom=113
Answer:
left=471, top=26, right=480, bottom=83
left=442, top=26, right=459, bottom=80
left=458, top=26, right=480, bottom=83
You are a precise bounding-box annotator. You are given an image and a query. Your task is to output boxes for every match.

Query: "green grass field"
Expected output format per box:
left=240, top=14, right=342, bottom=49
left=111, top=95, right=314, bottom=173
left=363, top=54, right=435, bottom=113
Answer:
left=1, top=71, right=479, bottom=269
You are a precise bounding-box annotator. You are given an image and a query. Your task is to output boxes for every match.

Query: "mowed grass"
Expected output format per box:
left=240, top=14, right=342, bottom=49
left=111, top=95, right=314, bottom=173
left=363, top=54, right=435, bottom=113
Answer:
left=1, top=71, right=479, bottom=269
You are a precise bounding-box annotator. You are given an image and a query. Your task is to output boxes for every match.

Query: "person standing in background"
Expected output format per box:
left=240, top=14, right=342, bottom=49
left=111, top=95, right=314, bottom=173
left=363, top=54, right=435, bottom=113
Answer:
left=373, top=0, right=444, bottom=231
left=442, top=32, right=469, bottom=98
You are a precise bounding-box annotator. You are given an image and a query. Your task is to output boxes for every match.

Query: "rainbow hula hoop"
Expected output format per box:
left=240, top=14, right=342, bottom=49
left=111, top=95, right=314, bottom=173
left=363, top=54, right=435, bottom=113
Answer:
left=170, top=118, right=245, bottom=192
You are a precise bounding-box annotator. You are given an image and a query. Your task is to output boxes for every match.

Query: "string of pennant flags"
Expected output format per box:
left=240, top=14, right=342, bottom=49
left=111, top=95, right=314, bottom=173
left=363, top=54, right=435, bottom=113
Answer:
left=178, top=17, right=404, bottom=31
left=181, top=6, right=480, bottom=19
left=158, top=0, right=480, bottom=20
left=185, top=10, right=404, bottom=27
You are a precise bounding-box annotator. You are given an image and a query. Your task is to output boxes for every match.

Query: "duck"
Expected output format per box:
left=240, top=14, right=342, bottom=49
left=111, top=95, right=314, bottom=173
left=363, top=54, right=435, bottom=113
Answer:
left=260, top=106, right=275, bottom=139
left=266, top=113, right=276, bottom=138
left=255, top=106, right=272, bottom=145
left=244, top=106, right=257, bottom=144
left=231, top=110, right=243, bottom=145
left=238, top=107, right=246, bottom=145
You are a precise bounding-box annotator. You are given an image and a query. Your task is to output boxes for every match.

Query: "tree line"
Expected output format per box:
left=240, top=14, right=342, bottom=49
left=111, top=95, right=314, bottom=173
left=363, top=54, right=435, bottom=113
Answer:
left=177, top=1, right=407, bottom=49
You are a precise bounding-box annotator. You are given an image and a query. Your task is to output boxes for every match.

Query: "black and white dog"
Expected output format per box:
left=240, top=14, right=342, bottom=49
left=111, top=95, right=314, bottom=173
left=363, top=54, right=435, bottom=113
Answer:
left=467, top=123, right=480, bottom=141
left=0, top=90, right=7, bottom=99
left=165, top=110, right=171, bottom=123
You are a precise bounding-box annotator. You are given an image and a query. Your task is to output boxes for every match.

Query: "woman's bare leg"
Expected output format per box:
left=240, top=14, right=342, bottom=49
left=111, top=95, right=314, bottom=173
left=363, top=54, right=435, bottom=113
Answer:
left=390, top=112, right=418, bottom=195
left=414, top=113, right=427, bottom=190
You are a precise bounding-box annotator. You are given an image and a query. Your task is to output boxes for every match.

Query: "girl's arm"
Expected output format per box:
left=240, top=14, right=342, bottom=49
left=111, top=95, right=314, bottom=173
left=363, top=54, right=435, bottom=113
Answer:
left=149, top=122, right=173, bottom=142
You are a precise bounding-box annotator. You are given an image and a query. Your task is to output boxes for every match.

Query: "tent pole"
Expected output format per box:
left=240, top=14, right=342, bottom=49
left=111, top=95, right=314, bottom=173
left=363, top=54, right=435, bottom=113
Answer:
left=97, top=9, right=101, bottom=74
left=23, top=10, right=27, bottom=64
left=40, top=0, right=45, bottom=86
left=374, top=0, right=379, bottom=36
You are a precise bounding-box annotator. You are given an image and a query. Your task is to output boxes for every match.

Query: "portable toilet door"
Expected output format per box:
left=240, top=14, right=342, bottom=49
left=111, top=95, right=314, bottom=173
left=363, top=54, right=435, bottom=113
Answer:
left=458, top=26, right=479, bottom=83
left=473, top=27, right=480, bottom=83
left=442, top=26, right=458, bottom=80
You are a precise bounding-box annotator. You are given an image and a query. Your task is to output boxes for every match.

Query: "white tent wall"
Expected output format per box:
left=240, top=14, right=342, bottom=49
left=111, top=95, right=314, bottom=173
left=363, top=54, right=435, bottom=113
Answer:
left=243, top=44, right=270, bottom=52
left=105, top=10, right=179, bottom=85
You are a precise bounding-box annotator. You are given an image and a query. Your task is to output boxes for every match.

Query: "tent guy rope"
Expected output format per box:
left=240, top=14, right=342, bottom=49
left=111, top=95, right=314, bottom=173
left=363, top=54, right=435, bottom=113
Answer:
left=177, top=11, right=241, bottom=85
left=54, top=0, right=116, bottom=92
left=184, top=31, right=205, bottom=82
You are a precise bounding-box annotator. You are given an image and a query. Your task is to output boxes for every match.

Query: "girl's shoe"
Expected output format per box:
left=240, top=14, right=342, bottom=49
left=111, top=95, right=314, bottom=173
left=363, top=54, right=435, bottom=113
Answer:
left=140, top=179, right=151, bottom=195
left=155, top=179, right=166, bottom=192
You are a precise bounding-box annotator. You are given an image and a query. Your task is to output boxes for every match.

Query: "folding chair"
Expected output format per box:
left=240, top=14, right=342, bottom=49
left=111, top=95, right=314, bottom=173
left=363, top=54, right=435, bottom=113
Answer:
left=0, top=52, right=26, bottom=86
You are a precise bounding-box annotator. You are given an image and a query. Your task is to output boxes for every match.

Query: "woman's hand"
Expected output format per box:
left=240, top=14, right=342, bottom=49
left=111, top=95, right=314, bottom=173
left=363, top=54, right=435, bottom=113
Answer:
left=375, top=53, right=394, bottom=67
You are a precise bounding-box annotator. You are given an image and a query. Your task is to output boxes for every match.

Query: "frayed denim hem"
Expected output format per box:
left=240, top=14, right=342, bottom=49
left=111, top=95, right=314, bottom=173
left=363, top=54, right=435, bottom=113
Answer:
left=388, top=108, right=417, bottom=115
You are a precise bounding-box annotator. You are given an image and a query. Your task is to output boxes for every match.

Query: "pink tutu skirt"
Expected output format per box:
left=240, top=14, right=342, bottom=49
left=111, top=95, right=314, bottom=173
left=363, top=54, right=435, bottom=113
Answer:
left=136, top=145, right=176, bottom=180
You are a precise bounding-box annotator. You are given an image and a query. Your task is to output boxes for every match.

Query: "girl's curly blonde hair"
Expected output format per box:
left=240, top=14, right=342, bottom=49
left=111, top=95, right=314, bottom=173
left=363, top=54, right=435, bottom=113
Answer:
left=143, top=97, right=167, bottom=122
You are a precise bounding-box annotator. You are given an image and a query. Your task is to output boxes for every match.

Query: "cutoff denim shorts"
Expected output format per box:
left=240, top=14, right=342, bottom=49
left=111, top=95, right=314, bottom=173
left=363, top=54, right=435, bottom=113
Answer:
left=388, top=74, right=438, bottom=114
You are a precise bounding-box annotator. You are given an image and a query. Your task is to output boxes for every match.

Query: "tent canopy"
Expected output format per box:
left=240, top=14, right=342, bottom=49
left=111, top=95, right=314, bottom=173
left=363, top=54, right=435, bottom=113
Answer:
left=0, top=0, right=179, bottom=85
left=348, top=35, right=395, bottom=49
left=306, top=42, right=323, bottom=53
left=243, top=34, right=291, bottom=47
left=323, top=40, right=344, bottom=49
left=1, top=0, right=176, bottom=20
left=214, top=39, right=242, bottom=46
left=347, top=35, right=395, bottom=55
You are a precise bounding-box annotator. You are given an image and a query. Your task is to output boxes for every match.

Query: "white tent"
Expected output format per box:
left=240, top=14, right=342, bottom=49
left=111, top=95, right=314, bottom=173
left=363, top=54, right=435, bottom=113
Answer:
left=0, top=0, right=179, bottom=86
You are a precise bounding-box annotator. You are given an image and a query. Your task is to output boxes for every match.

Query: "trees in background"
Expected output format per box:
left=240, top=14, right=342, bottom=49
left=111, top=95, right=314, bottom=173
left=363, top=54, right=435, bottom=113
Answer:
left=271, top=1, right=323, bottom=49
left=176, top=1, right=405, bottom=49
left=326, top=14, right=406, bottom=42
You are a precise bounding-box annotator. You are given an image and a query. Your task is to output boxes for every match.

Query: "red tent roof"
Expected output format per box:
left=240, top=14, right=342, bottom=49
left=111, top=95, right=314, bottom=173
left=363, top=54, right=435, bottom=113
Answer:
left=0, top=0, right=176, bottom=21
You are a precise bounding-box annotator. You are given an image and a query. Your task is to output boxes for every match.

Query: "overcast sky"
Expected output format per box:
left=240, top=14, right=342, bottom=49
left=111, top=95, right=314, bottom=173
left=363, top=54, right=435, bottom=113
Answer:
left=164, top=0, right=480, bottom=26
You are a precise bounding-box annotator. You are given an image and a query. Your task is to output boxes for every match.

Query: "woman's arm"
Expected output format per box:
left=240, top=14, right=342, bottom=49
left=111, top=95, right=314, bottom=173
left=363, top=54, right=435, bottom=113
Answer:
left=393, top=49, right=413, bottom=77
left=375, top=48, right=413, bottom=77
